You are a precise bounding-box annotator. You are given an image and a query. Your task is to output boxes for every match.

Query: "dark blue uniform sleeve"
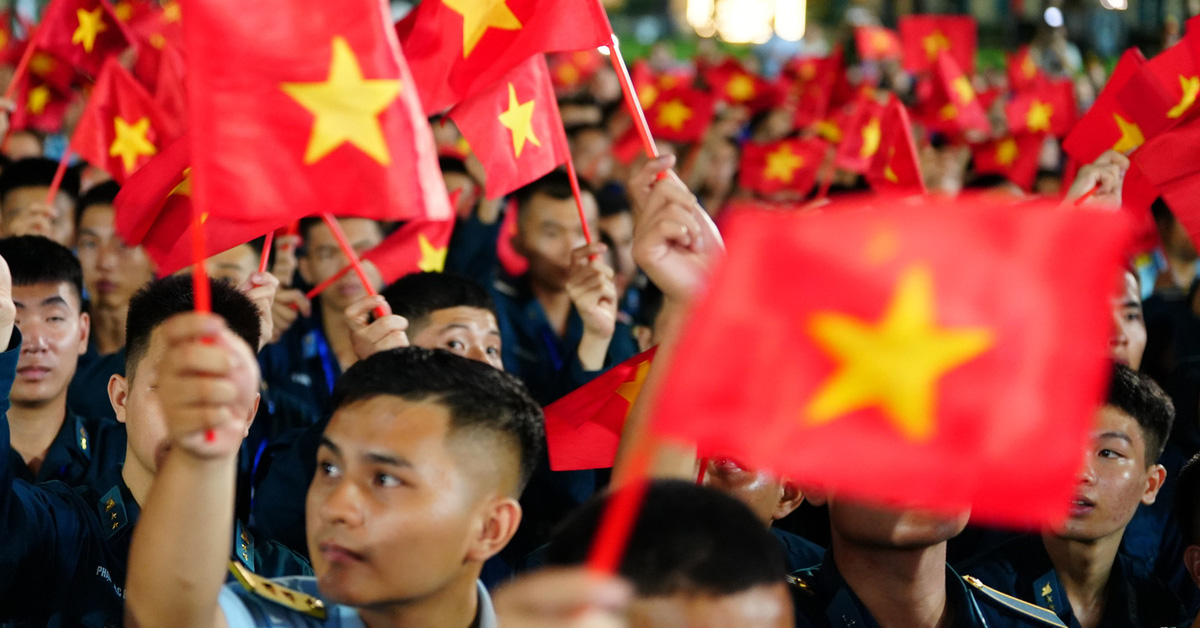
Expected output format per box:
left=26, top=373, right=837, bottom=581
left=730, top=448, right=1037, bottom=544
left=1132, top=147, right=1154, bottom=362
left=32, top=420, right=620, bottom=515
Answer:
left=445, top=213, right=503, bottom=289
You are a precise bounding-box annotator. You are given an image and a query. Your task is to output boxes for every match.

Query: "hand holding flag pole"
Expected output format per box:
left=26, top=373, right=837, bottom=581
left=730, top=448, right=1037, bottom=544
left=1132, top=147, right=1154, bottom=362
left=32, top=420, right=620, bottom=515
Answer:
left=319, top=214, right=387, bottom=319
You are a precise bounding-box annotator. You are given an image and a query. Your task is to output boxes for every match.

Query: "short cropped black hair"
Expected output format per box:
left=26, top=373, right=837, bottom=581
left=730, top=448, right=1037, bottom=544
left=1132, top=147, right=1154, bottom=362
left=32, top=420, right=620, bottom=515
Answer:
left=512, top=169, right=594, bottom=217
left=1175, top=453, right=1200, bottom=546
left=1107, top=363, right=1175, bottom=463
left=0, top=236, right=84, bottom=304
left=380, top=272, right=496, bottom=336
left=544, top=480, right=787, bottom=596
left=76, top=181, right=120, bottom=233
left=331, top=347, right=543, bottom=492
left=0, top=157, right=80, bottom=204
left=125, top=275, right=262, bottom=379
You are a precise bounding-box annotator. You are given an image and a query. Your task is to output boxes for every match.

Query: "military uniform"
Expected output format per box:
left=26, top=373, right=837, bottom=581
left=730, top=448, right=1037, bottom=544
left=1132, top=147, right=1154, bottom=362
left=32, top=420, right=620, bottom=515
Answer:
left=790, top=555, right=1069, bottom=628
left=772, top=527, right=825, bottom=572
left=66, top=345, right=124, bottom=423
left=0, top=332, right=312, bottom=628
left=258, top=303, right=342, bottom=420
left=956, top=534, right=1188, bottom=628
left=218, top=562, right=498, bottom=628
left=5, top=411, right=124, bottom=488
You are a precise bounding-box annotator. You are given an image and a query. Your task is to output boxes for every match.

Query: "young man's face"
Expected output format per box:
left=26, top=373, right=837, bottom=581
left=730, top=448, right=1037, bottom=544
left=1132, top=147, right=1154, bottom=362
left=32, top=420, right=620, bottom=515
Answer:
left=514, top=192, right=597, bottom=291
left=598, top=211, right=635, bottom=297
left=1109, top=271, right=1145, bottom=370
left=11, top=282, right=89, bottom=407
left=203, top=243, right=258, bottom=287
left=628, top=583, right=793, bottom=628
left=1, top=187, right=75, bottom=246
left=299, top=218, right=383, bottom=312
left=408, top=306, right=503, bottom=371
left=76, top=204, right=156, bottom=312
left=571, top=129, right=614, bottom=185
left=701, top=458, right=800, bottom=526
left=828, top=500, right=969, bottom=550
left=1052, top=405, right=1164, bottom=543
left=307, top=396, right=518, bottom=608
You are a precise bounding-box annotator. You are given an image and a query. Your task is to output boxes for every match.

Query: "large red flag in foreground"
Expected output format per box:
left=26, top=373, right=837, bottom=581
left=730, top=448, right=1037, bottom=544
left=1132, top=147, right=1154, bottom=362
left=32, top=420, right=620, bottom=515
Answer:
left=396, top=0, right=613, bottom=114
left=648, top=196, right=1130, bottom=526
left=183, top=0, right=451, bottom=226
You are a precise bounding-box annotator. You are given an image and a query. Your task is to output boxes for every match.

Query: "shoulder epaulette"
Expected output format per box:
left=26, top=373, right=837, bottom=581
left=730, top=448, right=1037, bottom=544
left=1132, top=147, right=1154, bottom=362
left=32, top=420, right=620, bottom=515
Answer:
left=228, top=560, right=326, bottom=620
left=963, top=575, right=1067, bottom=627
left=786, top=574, right=815, bottom=596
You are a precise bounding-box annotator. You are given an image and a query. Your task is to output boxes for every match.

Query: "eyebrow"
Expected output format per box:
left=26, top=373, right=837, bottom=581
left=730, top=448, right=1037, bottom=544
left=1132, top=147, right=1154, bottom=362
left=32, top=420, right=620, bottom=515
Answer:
left=318, top=436, right=412, bottom=468
left=1122, top=300, right=1141, bottom=309
left=13, top=295, right=71, bottom=310
left=443, top=323, right=503, bottom=338
left=1098, top=431, right=1133, bottom=445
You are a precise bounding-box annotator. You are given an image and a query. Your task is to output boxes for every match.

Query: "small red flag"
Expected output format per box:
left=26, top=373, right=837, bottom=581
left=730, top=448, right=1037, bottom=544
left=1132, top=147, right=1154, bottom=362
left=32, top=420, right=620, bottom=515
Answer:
left=785, top=49, right=842, bottom=130
left=396, top=0, right=613, bottom=114
left=739, top=138, right=824, bottom=198
left=922, top=52, right=988, bottom=137
left=647, top=196, right=1131, bottom=526
left=362, top=219, right=456, bottom=284
left=37, top=0, right=134, bottom=77
left=643, top=85, right=714, bottom=144
left=865, top=97, right=925, bottom=196
left=899, top=15, right=976, bottom=75
left=549, top=50, right=604, bottom=92
left=70, top=58, right=170, bottom=182
left=496, top=199, right=528, bottom=277
left=447, top=54, right=569, bottom=199
left=854, top=26, right=902, bottom=61
left=1008, top=45, right=1043, bottom=93
left=1114, top=33, right=1200, bottom=138
left=183, top=0, right=452, bottom=226
left=834, top=97, right=889, bottom=173
left=1063, top=49, right=1147, bottom=163
left=970, top=133, right=1044, bottom=191
left=1005, top=79, right=1076, bottom=138
left=9, top=74, right=74, bottom=134
left=544, top=348, right=656, bottom=471
left=703, top=58, right=776, bottom=111
left=1132, top=114, right=1200, bottom=247
left=153, top=42, right=187, bottom=141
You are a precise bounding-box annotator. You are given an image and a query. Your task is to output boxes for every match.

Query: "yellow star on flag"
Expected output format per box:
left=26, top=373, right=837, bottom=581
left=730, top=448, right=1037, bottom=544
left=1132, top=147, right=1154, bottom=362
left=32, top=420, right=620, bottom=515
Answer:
left=1021, top=54, right=1037, bottom=79
left=726, top=74, right=757, bottom=102
left=26, top=85, right=50, bottom=116
left=883, top=147, right=898, bottom=184
left=171, top=168, right=192, bottom=197
left=281, top=36, right=403, bottom=166
left=497, top=82, right=541, bottom=158
left=1025, top=100, right=1053, bottom=133
left=860, top=117, right=881, bottom=159
left=638, top=84, right=659, bottom=109
left=1167, top=75, right=1200, bottom=119
left=163, top=1, right=181, bottom=23
left=1111, top=113, right=1144, bottom=153
left=922, top=31, right=950, bottom=61
left=996, top=138, right=1017, bottom=167
left=939, top=103, right=957, bottom=120
left=816, top=119, right=842, bottom=143
left=950, top=76, right=974, bottom=104
left=72, top=7, right=108, bottom=53
left=417, top=233, right=448, bottom=272
left=656, top=99, right=693, bottom=131
left=556, top=63, right=580, bottom=87
left=870, top=30, right=893, bottom=53
left=804, top=265, right=994, bottom=442
left=765, top=144, right=804, bottom=182
left=109, top=117, right=157, bottom=173
left=616, top=359, right=652, bottom=406
left=442, top=0, right=522, bottom=58
left=29, top=53, right=57, bottom=76
left=112, top=1, right=133, bottom=21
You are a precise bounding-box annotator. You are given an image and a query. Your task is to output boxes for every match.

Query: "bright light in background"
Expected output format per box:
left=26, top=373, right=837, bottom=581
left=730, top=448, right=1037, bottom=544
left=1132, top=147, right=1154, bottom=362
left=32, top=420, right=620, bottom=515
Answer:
left=1043, top=6, right=1063, bottom=27
left=688, top=0, right=806, bottom=44
left=1099, top=0, right=1127, bottom=9
left=774, top=0, right=806, bottom=41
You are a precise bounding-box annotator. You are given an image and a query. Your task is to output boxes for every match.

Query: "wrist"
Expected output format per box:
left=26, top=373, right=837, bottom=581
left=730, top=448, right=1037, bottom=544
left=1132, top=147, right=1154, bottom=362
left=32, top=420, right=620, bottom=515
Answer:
left=577, top=331, right=611, bottom=371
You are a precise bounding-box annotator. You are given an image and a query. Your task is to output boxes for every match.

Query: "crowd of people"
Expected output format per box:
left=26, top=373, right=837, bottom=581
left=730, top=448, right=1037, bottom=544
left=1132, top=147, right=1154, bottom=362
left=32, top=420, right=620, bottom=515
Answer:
left=0, top=3, right=1198, bottom=627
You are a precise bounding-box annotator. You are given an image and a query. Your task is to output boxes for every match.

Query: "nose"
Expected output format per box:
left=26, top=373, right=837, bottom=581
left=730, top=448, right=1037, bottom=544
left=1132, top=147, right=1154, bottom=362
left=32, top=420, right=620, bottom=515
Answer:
left=318, top=478, right=365, bottom=528
left=464, top=344, right=489, bottom=365
left=97, top=240, right=120, bottom=271
left=1077, top=451, right=1097, bottom=485
left=18, top=319, right=49, bottom=351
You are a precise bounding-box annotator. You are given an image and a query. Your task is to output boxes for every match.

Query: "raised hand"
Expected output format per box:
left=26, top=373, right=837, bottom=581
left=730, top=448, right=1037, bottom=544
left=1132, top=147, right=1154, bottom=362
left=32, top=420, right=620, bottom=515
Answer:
left=1065, top=150, right=1129, bottom=208
left=0, top=253, right=13, bottom=350
left=236, top=271, right=280, bottom=351
left=567, top=242, right=618, bottom=340
left=631, top=169, right=724, bottom=304
left=344, top=293, right=409, bottom=362
left=491, top=567, right=631, bottom=628
left=270, top=288, right=310, bottom=344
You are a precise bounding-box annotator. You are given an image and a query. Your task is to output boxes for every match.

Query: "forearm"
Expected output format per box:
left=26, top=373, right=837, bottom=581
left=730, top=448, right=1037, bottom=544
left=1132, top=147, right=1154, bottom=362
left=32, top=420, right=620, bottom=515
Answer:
left=126, top=452, right=236, bottom=628
left=576, top=330, right=612, bottom=372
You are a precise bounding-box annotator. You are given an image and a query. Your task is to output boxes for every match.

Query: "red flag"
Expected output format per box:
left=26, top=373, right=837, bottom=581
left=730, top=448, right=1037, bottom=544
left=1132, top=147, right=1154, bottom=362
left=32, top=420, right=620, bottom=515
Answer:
left=739, top=138, right=824, bottom=197
left=1114, top=33, right=1200, bottom=139
left=113, top=133, right=289, bottom=275
left=970, top=134, right=1044, bottom=191
left=37, top=0, right=134, bottom=77
left=783, top=49, right=842, bottom=130
left=855, top=26, right=902, bottom=61
left=647, top=196, right=1131, bottom=526
left=1063, top=49, right=1147, bottom=162
left=643, top=86, right=715, bottom=144
left=1008, top=45, right=1043, bottom=93
left=549, top=49, right=603, bottom=92
left=70, top=58, right=170, bottom=182
left=834, top=97, right=888, bottom=173
left=22, top=47, right=79, bottom=92
left=496, top=198, right=528, bottom=276
left=899, top=15, right=976, bottom=75
left=544, top=348, right=656, bottom=471
left=1132, top=115, right=1200, bottom=247
left=396, top=0, right=613, bottom=114
left=703, top=58, right=775, bottom=111
left=153, top=42, right=187, bottom=141
left=9, top=74, right=74, bottom=133
left=922, top=52, right=988, bottom=136
left=1005, top=79, right=1076, bottom=138
left=362, top=218, right=456, bottom=283
left=183, top=0, right=452, bottom=226
left=448, top=55, right=569, bottom=199
left=865, top=97, right=925, bottom=195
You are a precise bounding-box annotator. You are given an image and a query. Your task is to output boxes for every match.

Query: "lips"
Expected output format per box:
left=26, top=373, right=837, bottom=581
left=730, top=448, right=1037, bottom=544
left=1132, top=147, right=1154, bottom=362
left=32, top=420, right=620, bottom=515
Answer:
left=95, top=280, right=117, bottom=294
left=16, top=366, right=52, bottom=381
left=1068, top=496, right=1096, bottom=516
left=318, top=541, right=365, bottom=564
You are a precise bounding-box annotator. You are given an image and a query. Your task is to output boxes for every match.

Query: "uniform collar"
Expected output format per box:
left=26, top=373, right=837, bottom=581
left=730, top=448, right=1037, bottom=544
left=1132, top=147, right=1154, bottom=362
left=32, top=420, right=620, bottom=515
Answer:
left=811, top=553, right=987, bottom=628
left=36, top=411, right=92, bottom=483
left=1029, top=537, right=1141, bottom=628
left=96, top=466, right=139, bottom=541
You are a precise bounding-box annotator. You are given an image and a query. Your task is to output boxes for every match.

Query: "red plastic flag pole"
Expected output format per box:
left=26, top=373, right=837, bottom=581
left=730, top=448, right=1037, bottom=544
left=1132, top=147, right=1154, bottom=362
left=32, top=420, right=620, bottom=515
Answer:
left=258, top=231, right=274, bottom=274
left=1073, top=183, right=1100, bottom=206
left=606, top=34, right=659, bottom=162
left=43, top=148, right=70, bottom=205
left=3, top=27, right=41, bottom=102
left=319, top=214, right=386, bottom=318
left=586, top=438, right=657, bottom=574
left=305, top=264, right=353, bottom=300
left=564, top=152, right=594, bottom=246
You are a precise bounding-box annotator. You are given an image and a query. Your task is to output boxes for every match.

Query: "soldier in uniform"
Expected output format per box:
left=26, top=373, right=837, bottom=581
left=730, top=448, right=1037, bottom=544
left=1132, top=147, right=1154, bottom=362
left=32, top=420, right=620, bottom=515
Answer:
left=0, top=273, right=309, bottom=627
left=0, top=236, right=125, bottom=488
left=126, top=345, right=545, bottom=628
left=958, top=364, right=1187, bottom=628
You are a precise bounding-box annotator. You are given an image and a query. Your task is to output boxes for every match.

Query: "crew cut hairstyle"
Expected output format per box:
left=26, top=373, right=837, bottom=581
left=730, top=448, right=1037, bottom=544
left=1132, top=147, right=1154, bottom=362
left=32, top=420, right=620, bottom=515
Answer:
left=544, top=480, right=788, bottom=597
left=330, top=347, right=544, bottom=492
left=0, top=236, right=84, bottom=304
left=125, top=275, right=262, bottom=378
left=0, top=157, right=81, bottom=203
left=380, top=272, right=496, bottom=336
left=512, top=169, right=594, bottom=216
left=1107, top=363, right=1175, bottom=463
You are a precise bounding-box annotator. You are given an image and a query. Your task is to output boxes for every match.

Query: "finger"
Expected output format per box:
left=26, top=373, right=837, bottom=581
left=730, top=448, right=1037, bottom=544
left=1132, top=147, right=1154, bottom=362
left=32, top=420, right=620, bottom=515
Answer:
left=160, top=312, right=226, bottom=346
left=571, top=242, right=609, bottom=265
left=344, top=295, right=387, bottom=332
left=361, top=316, right=409, bottom=345
left=630, top=155, right=677, bottom=192
left=161, top=375, right=241, bottom=407
left=1094, top=150, right=1130, bottom=170
left=498, top=570, right=631, bottom=615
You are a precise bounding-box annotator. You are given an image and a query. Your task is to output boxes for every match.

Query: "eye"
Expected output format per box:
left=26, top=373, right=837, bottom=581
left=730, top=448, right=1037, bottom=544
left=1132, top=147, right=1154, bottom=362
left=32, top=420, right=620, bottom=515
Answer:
left=1099, top=449, right=1122, bottom=459
left=446, top=340, right=466, bottom=351
left=318, top=460, right=341, bottom=478
left=374, top=472, right=401, bottom=488
left=47, top=316, right=65, bottom=323
left=486, top=346, right=500, bottom=356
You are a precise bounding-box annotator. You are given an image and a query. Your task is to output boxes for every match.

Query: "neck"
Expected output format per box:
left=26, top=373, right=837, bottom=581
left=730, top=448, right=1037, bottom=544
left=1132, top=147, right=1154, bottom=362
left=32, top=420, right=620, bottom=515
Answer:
left=359, top=571, right=480, bottom=628
left=530, top=281, right=571, bottom=337
left=832, top=535, right=952, bottom=628
left=121, top=449, right=154, bottom=507
left=8, top=397, right=68, bottom=475
left=320, top=300, right=356, bottom=371
left=92, top=304, right=128, bottom=355
left=1041, top=531, right=1119, bottom=628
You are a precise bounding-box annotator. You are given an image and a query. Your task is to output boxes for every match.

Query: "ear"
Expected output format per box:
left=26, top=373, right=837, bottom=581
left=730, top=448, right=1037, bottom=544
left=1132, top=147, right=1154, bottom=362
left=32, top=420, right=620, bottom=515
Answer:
left=772, top=480, right=807, bottom=522
left=1142, top=464, right=1168, bottom=505
left=802, top=484, right=827, bottom=507
left=108, top=374, right=129, bottom=424
left=1186, top=546, right=1200, bottom=589
left=242, top=393, right=262, bottom=438
left=465, top=497, right=522, bottom=563
left=77, top=312, right=90, bottom=355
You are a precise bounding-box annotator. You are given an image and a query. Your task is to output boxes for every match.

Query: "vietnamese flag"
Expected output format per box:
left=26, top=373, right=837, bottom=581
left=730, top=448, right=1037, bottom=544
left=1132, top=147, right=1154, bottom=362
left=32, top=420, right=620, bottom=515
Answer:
left=361, top=218, right=456, bottom=282
left=646, top=196, right=1131, bottom=526
left=1008, top=45, right=1043, bottom=93
left=1132, top=115, right=1200, bottom=247
left=785, top=49, right=842, bottom=129
left=971, top=133, right=1044, bottom=191
left=496, top=198, right=528, bottom=276
left=549, top=50, right=603, bottom=91
left=704, top=58, right=774, bottom=111
left=1114, top=34, right=1200, bottom=141
left=643, top=86, right=714, bottom=144
left=70, top=58, right=170, bottom=182
left=739, top=138, right=824, bottom=197
left=865, top=97, right=925, bottom=196
left=21, top=47, right=79, bottom=92
left=1006, top=79, right=1076, bottom=138
left=544, top=348, right=656, bottom=471
left=448, top=54, right=569, bottom=199
left=9, top=74, right=74, bottom=133
left=899, top=15, right=975, bottom=75
left=153, top=42, right=187, bottom=141
left=395, top=0, right=613, bottom=115
left=114, top=133, right=291, bottom=276
left=923, top=52, right=988, bottom=136
left=834, top=97, right=888, bottom=173
left=183, top=0, right=452, bottom=227
left=1063, top=49, right=1147, bottom=163
left=37, top=0, right=134, bottom=77
left=855, top=26, right=901, bottom=61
